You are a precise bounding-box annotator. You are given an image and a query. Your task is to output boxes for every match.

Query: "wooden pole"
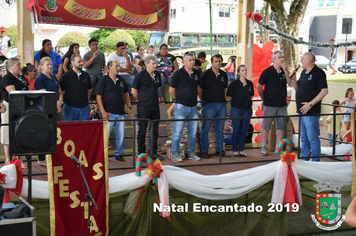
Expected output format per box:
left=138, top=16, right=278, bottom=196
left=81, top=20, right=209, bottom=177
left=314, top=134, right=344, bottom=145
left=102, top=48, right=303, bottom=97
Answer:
left=17, top=0, right=34, bottom=64
left=236, top=0, right=254, bottom=77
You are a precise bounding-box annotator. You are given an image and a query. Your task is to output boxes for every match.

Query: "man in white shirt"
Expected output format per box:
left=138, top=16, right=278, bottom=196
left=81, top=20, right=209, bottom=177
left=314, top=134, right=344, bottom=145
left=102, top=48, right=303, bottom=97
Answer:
left=108, top=41, right=134, bottom=94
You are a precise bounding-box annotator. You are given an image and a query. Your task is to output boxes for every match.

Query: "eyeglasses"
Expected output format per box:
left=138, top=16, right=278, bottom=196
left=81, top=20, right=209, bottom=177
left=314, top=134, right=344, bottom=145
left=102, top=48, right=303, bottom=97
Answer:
left=184, top=51, right=195, bottom=56
left=32, top=70, right=38, bottom=73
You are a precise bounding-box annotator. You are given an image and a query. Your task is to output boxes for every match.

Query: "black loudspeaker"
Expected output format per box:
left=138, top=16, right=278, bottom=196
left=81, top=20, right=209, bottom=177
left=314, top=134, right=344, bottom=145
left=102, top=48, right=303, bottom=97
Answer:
left=342, top=18, right=352, bottom=34
left=9, top=91, right=57, bottom=156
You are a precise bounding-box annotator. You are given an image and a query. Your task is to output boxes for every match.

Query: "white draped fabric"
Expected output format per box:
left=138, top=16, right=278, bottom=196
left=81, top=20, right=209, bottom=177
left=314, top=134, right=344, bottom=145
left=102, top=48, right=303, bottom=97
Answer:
left=320, top=143, right=352, bottom=155
left=21, top=161, right=353, bottom=201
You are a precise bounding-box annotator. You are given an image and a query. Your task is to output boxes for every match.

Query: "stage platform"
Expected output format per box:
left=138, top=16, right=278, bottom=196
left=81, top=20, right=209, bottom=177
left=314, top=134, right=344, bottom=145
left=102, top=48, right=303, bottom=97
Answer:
left=21, top=147, right=340, bottom=182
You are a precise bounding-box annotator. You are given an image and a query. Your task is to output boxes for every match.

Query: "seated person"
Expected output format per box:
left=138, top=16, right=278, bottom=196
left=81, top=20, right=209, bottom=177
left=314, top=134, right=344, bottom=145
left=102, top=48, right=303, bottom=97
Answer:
left=224, top=118, right=233, bottom=145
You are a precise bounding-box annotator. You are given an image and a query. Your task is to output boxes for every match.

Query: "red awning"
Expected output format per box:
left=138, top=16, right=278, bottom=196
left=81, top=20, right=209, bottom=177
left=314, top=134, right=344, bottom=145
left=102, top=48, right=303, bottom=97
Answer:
left=29, top=0, right=169, bottom=31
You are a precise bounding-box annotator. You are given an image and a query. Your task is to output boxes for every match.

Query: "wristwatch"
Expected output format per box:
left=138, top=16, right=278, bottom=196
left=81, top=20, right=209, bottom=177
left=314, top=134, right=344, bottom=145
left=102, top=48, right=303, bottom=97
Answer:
left=127, top=107, right=132, bottom=109
left=309, top=102, right=313, bottom=108
left=126, top=57, right=130, bottom=60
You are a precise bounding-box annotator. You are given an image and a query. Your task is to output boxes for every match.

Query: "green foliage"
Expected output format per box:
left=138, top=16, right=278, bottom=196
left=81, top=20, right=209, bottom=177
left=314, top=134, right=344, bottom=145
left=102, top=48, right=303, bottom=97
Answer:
left=89, top=28, right=115, bottom=49
left=57, top=31, right=89, bottom=47
left=89, top=28, right=115, bottom=41
left=101, top=30, right=135, bottom=54
left=6, top=25, right=17, bottom=48
left=124, top=30, right=149, bottom=50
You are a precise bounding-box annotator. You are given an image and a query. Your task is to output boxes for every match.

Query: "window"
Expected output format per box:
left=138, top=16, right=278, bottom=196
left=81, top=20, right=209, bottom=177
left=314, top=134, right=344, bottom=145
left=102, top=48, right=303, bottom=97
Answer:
left=217, top=35, right=234, bottom=46
left=182, top=34, right=199, bottom=47
left=171, top=9, right=176, bottom=19
left=168, top=36, right=181, bottom=48
left=219, top=7, right=230, bottom=18
left=148, top=33, right=166, bottom=49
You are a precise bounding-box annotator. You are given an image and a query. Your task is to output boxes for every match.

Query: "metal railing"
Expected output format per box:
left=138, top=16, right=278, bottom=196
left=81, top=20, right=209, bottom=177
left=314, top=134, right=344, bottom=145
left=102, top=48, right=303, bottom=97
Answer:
left=6, top=99, right=353, bottom=175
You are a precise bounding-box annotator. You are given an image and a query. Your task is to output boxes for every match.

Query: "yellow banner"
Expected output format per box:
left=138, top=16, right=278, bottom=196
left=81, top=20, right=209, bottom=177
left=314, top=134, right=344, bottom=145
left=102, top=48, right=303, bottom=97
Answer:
left=112, top=5, right=157, bottom=26
left=64, top=0, right=106, bottom=20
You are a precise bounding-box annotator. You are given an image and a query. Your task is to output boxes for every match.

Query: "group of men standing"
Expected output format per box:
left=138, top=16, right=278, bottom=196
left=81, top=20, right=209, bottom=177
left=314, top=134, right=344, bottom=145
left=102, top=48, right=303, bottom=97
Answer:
left=52, top=36, right=328, bottom=163
left=257, top=51, right=328, bottom=161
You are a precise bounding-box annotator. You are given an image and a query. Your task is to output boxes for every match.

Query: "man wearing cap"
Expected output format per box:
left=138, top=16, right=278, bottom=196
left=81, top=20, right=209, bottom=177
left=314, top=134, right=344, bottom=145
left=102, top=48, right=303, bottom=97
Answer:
left=123, top=41, right=134, bottom=62
left=97, top=60, right=131, bottom=162
left=0, top=26, right=12, bottom=63
left=108, top=41, right=134, bottom=93
left=329, top=39, right=338, bottom=74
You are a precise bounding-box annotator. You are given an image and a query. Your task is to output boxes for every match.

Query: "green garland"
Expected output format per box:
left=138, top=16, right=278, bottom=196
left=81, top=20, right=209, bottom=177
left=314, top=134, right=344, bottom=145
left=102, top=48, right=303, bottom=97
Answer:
left=260, top=22, right=356, bottom=48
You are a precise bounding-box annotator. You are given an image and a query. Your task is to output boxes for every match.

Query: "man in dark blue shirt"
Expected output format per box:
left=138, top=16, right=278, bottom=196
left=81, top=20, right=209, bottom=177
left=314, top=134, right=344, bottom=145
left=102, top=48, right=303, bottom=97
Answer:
left=132, top=55, right=162, bottom=160
left=60, top=54, right=92, bottom=121
left=290, top=52, right=328, bottom=161
left=257, top=51, right=291, bottom=155
left=198, top=54, right=230, bottom=158
left=169, top=52, right=200, bottom=162
left=97, top=60, right=131, bottom=161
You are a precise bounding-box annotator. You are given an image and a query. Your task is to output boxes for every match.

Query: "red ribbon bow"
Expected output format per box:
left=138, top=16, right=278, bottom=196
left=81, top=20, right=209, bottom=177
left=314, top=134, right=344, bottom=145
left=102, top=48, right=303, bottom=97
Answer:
left=151, top=163, right=163, bottom=179
left=244, top=12, right=263, bottom=25
left=0, top=173, right=6, bottom=184
left=281, top=151, right=296, bottom=165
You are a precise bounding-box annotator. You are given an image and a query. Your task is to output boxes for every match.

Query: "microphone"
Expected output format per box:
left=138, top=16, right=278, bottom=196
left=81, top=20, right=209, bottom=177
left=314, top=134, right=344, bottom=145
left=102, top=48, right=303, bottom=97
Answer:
left=289, top=65, right=301, bottom=78
left=71, top=155, right=81, bottom=165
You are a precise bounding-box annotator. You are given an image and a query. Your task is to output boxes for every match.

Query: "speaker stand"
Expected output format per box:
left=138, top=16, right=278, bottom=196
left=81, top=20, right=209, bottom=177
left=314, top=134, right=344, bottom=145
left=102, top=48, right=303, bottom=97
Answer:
left=26, top=155, right=32, bottom=204
left=75, top=160, right=98, bottom=236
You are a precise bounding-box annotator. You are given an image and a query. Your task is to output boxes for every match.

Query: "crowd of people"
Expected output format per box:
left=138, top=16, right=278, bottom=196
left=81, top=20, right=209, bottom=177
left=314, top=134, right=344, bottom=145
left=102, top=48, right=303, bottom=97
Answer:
left=0, top=26, right=338, bottom=166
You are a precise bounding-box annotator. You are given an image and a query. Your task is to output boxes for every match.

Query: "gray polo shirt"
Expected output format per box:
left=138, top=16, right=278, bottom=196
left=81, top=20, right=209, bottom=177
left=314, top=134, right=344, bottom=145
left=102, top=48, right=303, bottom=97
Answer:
left=83, top=50, right=106, bottom=76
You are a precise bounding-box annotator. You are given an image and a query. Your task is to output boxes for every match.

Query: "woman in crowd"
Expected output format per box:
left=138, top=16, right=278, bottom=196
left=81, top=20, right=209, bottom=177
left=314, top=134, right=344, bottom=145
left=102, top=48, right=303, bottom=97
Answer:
left=134, top=59, right=145, bottom=76
left=133, top=45, right=145, bottom=67
left=223, top=56, right=236, bottom=82
left=55, top=44, right=64, bottom=58
left=62, top=43, right=80, bottom=72
left=156, top=43, right=178, bottom=102
left=340, top=87, right=356, bottom=132
left=226, top=65, right=254, bottom=157
left=1, top=57, right=29, bottom=167
left=34, top=56, right=63, bottom=166
left=22, top=63, right=37, bottom=90
left=34, top=39, right=63, bottom=79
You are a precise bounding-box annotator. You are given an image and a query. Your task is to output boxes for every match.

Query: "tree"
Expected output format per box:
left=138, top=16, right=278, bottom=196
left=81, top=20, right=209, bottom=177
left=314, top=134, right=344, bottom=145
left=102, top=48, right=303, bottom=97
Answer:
left=6, top=25, right=17, bottom=48
left=89, top=28, right=115, bottom=50
left=90, top=28, right=149, bottom=52
left=57, top=31, right=89, bottom=47
left=101, top=30, right=135, bottom=54
left=125, top=30, right=149, bottom=49
left=264, top=0, right=309, bottom=68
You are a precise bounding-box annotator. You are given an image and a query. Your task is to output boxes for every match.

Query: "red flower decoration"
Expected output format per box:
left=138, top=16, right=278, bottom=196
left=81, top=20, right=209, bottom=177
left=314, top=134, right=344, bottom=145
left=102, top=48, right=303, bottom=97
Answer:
left=0, top=173, right=6, bottom=184
left=151, top=163, right=163, bottom=178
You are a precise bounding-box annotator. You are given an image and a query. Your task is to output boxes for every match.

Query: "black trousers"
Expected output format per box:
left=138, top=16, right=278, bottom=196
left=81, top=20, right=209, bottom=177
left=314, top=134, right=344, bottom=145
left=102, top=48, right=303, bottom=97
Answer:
left=137, top=110, right=160, bottom=154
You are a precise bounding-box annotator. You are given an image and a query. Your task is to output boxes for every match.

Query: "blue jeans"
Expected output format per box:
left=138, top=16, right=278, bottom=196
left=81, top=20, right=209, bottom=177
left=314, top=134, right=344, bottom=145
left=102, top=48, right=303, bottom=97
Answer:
left=230, top=107, right=252, bottom=152
left=63, top=104, right=90, bottom=121
left=299, top=115, right=321, bottom=161
left=227, top=72, right=236, bottom=82
left=171, top=104, right=198, bottom=156
left=328, top=133, right=339, bottom=146
left=120, top=74, right=134, bottom=95
left=201, top=102, right=227, bottom=152
left=108, top=113, right=125, bottom=156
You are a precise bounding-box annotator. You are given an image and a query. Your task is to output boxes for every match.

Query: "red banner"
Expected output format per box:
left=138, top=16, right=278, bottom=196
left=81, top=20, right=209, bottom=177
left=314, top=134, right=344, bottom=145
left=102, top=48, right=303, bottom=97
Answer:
left=33, top=0, right=169, bottom=31
left=48, top=121, right=109, bottom=236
